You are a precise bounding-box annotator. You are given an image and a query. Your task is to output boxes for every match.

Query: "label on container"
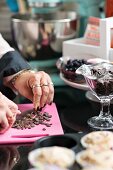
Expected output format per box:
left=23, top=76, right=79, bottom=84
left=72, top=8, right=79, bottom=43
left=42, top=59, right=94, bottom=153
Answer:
left=84, top=17, right=100, bottom=46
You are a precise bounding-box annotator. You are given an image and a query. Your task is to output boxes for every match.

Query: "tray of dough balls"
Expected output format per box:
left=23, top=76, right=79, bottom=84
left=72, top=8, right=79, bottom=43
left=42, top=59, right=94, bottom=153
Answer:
left=76, top=131, right=113, bottom=170
left=27, top=131, right=113, bottom=170
left=56, top=57, right=109, bottom=90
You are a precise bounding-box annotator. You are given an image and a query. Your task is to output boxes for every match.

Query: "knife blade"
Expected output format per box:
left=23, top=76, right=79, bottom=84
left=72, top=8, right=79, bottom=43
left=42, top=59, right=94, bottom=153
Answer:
left=11, top=134, right=49, bottom=138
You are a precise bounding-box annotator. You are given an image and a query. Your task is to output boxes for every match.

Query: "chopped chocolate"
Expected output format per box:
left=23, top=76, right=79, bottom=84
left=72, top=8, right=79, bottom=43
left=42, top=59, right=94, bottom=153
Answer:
left=42, top=128, right=46, bottom=131
left=12, top=109, right=52, bottom=130
left=43, top=112, right=52, bottom=118
left=86, top=68, right=113, bottom=96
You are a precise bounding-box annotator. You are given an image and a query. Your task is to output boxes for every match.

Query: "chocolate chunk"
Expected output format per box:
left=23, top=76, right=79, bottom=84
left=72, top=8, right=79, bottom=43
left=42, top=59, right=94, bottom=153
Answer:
left=42, top=128, right=46, bottom=131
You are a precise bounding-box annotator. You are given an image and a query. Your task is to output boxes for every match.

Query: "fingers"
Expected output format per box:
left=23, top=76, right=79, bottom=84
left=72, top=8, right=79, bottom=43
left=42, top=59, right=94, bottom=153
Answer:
left=29, top=73, right=42, bottom=110
left=0, top=116, right=9, bottom=130
left=40, top=73, right=54, bottom=107
left=7, top=146, right=19, bottom=168
left=6, top=107, right=16, bottom=127
left=1, top=94, right=21, bottom=115
left=0, top=112, right=9, bottom=134
left=40, top=74, right=50, bottom=108
left=29, top=71, right=54, bottom=109
left=0, top=93, right=19, bottom=134
left=46, top=73, right=54, bottom=104
left=9, top=108, right=21, bottom=115
left=2, top=95, right=19, bottom=110
left=0, top=106, right=16, bottom=134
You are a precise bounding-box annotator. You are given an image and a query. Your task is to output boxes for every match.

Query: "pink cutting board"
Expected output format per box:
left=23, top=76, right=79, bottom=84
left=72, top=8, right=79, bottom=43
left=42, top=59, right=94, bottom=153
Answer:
left=0, top=103, right=64, bottom=144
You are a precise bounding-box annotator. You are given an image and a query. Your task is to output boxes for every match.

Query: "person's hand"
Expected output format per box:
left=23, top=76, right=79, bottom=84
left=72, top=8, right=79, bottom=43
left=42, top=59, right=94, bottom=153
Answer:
left=13, top=71, right=54, bottom=110
left=0, top=92, right=21, bottom=134
left=0, top=146, right=20, bottom=170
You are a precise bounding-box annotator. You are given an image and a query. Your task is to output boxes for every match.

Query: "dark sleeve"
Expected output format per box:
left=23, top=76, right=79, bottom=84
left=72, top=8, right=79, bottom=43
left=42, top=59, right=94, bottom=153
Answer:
left=0, top=50, right=31, bottom=100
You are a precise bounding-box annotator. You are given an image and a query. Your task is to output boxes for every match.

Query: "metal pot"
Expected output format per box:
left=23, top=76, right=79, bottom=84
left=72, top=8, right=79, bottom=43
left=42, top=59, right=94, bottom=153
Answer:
left=11, top=12, right=79, bottom=60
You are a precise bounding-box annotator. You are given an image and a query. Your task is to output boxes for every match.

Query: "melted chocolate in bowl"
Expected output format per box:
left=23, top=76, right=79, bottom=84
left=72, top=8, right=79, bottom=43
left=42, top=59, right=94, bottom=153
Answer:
left=12, top=109, right=52, bottom=130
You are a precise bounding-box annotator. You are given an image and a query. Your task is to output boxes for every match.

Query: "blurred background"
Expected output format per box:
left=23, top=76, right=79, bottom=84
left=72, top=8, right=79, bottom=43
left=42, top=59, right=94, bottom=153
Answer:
left=0, top=0, right=105, bottom=42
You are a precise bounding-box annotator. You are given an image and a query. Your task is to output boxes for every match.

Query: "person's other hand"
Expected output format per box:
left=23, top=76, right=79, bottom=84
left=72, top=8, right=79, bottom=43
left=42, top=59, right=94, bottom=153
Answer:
left=0, top=146, right=20, bottom=170
left=0, top=92, right=21, bottom=134
left=13, top=71, right=54, bottom=110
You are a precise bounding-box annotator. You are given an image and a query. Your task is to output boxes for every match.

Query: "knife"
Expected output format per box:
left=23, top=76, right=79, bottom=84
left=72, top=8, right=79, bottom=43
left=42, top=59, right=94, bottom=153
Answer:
left=11, top=134, right=49, bottom=138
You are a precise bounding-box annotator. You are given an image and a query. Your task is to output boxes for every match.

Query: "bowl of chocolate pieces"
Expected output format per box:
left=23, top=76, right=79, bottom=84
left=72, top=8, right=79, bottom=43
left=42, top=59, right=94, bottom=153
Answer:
left=56, top=56, right=91, bottom=83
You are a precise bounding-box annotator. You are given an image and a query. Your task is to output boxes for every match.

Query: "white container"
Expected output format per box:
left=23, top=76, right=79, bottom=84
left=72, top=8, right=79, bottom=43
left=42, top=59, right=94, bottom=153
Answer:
left=63, top=17, right=113, bottom=62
